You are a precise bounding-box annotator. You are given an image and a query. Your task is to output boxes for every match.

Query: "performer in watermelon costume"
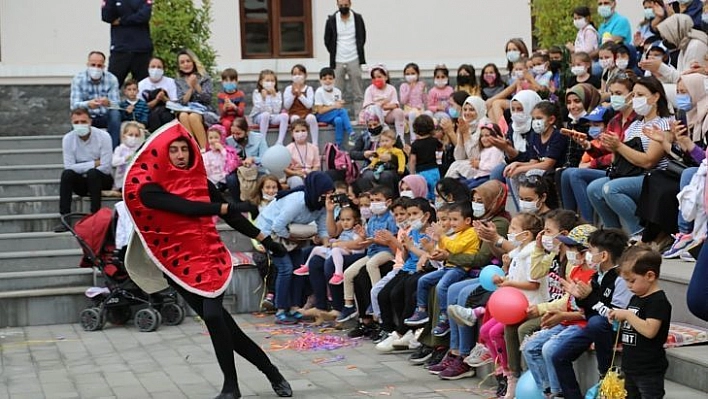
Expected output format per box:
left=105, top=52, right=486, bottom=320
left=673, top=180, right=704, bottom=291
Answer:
left=123, top=121, right=292, bottom=399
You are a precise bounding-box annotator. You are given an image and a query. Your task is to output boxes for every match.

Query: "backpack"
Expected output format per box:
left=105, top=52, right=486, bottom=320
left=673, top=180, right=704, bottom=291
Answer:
left=322, top=143, right=360, bottom=184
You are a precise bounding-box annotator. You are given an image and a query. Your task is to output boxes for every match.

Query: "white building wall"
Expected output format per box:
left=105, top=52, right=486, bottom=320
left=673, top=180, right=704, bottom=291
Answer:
left=0, top=0, right=645, bottom=84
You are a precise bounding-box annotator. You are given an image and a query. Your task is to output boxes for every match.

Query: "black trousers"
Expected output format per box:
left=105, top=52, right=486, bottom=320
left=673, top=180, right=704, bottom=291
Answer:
left=108, top=51, right=151, bottom=87
left=59, top=169, right=113, bottom=215
left=377, top=271, right=423, bottom=335
left=353, top=261, right=393, bottom=317
left=168, top=279, right=279, bottom=395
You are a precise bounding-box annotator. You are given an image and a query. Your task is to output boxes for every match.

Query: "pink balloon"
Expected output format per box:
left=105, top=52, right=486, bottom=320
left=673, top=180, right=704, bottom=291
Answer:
left=488, top=287, right=529, bottom=325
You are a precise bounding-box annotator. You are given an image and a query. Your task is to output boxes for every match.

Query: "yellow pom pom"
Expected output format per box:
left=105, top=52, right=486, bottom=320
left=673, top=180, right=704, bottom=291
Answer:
left=599, top=369, right=627, bottom=399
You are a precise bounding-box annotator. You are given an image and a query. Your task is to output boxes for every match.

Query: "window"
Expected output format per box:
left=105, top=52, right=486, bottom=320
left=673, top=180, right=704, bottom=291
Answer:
left=240, top=0, right=313, bottom=59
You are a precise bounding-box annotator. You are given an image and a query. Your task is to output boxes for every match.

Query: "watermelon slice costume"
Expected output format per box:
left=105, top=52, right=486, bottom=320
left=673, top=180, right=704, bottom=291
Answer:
left=123, top=121, right=232, bottom=298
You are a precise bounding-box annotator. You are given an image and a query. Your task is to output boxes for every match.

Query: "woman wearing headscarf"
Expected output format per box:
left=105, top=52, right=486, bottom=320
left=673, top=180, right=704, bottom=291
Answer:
left=352, top=107, right=404, bottom=194
left=399, top=174, right=429, bottom=199
left=444, top=96, right=491, bottom=179
left=256, top=172, right=335, bottom=325
left=487, top=90, right=543, bottom=183
left=648, top=14, right=708, bottom=83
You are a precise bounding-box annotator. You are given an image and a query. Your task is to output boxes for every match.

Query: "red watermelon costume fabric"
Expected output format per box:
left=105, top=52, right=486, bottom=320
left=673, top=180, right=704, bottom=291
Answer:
left=123, top=121, right=232, bottom=298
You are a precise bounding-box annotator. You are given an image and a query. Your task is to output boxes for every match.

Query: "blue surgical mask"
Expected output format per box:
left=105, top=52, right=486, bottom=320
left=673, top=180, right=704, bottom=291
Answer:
left=675, top=94, right=693, bottom=111
left=587, top=126, right=603, bottom=139
left=409, top=218, right=424, bottom=231
left=448, top=107, right=460, bottom=119
left=643, top=8, right=655, bottom=20
left=73, top=124, right=90, bottom=137
left=598, top=5, right=613, bottom=19
left=610, top=94, right=627, bottom=111
left=223, top=82, right=237, bottom=93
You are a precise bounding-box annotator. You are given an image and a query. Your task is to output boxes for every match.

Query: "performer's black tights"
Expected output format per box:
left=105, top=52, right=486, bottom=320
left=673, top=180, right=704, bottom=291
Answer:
left=168, top=280, right=280, bottom=395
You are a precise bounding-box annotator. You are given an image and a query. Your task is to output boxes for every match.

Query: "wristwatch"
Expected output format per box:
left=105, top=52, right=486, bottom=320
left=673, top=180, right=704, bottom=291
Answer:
left=495, top=237, right=504, bottom=248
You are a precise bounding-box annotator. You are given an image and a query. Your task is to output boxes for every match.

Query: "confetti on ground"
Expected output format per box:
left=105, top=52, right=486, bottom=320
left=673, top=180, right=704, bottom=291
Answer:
left=266, top=331, right=359, bottom=351
left=356, top=386, right=395, bottom=396
left=312, top=355, right=345, bottom=364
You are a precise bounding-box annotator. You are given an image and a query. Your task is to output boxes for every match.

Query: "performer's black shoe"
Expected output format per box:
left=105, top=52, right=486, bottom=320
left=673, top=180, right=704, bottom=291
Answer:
left=270, top=377, right=293, bottom=397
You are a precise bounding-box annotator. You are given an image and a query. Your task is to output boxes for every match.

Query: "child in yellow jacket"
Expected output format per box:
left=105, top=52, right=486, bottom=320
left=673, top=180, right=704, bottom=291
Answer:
left=404, top=202, right=480, bottom=336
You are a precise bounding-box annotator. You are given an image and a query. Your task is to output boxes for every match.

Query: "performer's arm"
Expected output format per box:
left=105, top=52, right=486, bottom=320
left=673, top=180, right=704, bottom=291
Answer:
left=207, top=181, right=261, bottom=239
left=140, top=183, right=223, bottom=216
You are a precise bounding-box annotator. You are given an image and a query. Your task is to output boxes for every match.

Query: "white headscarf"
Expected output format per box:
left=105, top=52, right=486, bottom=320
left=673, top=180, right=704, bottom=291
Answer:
left=510, top=90, right=542, bottom=152
left=461, top=96, right=488, bottom=160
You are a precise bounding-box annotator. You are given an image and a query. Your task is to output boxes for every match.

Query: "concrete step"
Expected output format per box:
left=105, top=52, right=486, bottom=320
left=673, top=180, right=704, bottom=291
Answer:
left=0, top=286, right=90, bottom=327
left=664, top=379, right=708, bottom=399
left=0, top=248, right=84, bottom=271
left=0, top=212, right=60, bottom=233
left=0, top=148, right=63, bottom=166
left=0, top=231, right=80, bottom=252
left=0, top=195, right=120, bottom=215
left=0, top=164, right=64, bottom=180
left=0, top=268, right=97, bottom=291
left=0, top=135, right=63, bottom=150
left=661, top=259, right=707, bottom=329
left=666, top=345, right=708, bottom=393
left=0, top=179, right=60, bottom=197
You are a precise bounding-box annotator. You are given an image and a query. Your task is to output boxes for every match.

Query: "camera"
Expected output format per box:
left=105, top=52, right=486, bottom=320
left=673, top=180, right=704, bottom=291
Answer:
left=331, top=193, right=350, bottom=206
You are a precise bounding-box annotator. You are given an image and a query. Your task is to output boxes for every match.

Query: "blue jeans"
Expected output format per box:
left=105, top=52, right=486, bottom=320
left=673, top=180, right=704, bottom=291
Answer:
left=551, top=315, right=614, bottom=399
left=561, top=168, right=606, bottom=222
left=463, top=175, right=490, bottom=190
left=678, top=167, right=698, bottom=233
left=316, top=109, right=353, bottom=147
left=587, top=175, right=645, bottom=235
left=448, top=279, right=479, bottom=355
left=92, top=109, right=122, bottom=148
left=416, top=267, right=468, bottom=310
left=270, top=249, right=307, bottom=310
left=309, top=251, right=365, bottom=311
left=418, top=168, right=440, bottom=201
left=490, top=163, right=506, bottom=184
left=688, top=239, right=708, bottom=321
left=523, top=324, right=582, bottom=395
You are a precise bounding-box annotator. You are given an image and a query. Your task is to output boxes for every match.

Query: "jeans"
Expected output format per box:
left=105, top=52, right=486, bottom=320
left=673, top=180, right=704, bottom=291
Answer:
left=371, top=268, right=399, bottom=319
left=270, top=249, right=307, bottom=310
left=677, top=167, right=698, bottom=234
left=688, top=239, right=708, bottom=321
left=92, top=110, right=122, bottom=148
left=490, top=163, right=506, bottom=184
left=334, top=60, right=364, bottom=118
left=316, top=108, right=353, bottom=147
left=587, top=175, right=645, bottom=235
left=624, top=372, right=665, bottom=399
left=561, top=168, right=606, bottom=222
left=523, top=324, right=582, bottom=394
left=551, top=315, right=614, bottom=399
left=309, top=251, right=366, bottom=311
left=418, top=168, right=440, bottom=201
left=415, top=267, right=468, bottom=311
left=448, top=279, right=479, bottom=355
left=59, top=169, right=113, bottom=215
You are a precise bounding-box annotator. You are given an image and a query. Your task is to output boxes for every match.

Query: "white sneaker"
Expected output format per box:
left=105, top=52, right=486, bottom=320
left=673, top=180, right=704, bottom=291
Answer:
left=376, top=331, right=400, bottom=352
left=392, top=330, right=414, bottom=349
left=680, top=251, right=696, bottom=262
left=447, top=305, right=477, bottom=327
left=408, top=329, right=422, bottom=349
left=464, top=343, right=493, bottom=367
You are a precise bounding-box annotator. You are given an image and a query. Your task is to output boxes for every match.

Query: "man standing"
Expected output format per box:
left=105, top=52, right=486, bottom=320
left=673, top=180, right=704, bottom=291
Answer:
left=55, top=109, right=113, bottom=233
left=70, top=51, right=122, bottom=148
left=102, top=0, right=153, bottom=87
left=324, top=0, right=367, bottom=119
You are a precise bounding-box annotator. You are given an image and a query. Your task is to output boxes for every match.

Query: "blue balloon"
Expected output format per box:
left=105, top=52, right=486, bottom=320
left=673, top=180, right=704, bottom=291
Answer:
left=479, top=265, right=505, bottom=292
left=516, top=370, right=545, bottom=399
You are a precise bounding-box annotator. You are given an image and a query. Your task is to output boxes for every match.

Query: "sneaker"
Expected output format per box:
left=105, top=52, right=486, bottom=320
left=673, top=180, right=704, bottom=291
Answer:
left=464, top=343, right=493, bottom=367
left=336, top=306, right=358, bottom=323
left=408, top=344, right=434, bottom=364
left=293, top=265, right=309, bottom=276
left=427, top=352, right=455, bottom=375
left=372, top=330, right=390, bottom=344
left=347, top=321, right=371, bottom=338
left=408, top=328, right=422, bottom=349
left=432, top=320, right=450, bottom=337
left=376, top=332, right=401, bottom=352
left=447, top=304, right=478, bottom=327
left=680, top=250, right=696, bottom=262
left=275, top=312, right=298, bottom=325
left=504, top=374, right=518, bottom=399
left=261, top=293, right=275, bottom=311
left=404, top=309, right=429, bottom=326
left=423, top=346, right=449, bottom=369
left=328, top=273, right=344, bottom=285
left=495, top=374, right=508, bottom=398
left=391, top=330, right=414, bottom=348
left=439, top=356, right=475, bottom=380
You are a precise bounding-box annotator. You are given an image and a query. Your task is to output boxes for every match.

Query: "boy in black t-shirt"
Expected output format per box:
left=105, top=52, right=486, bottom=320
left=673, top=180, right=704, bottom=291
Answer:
left=609, top=246, right=672, bottom=399
left=409, top=115, right=441, bottom=201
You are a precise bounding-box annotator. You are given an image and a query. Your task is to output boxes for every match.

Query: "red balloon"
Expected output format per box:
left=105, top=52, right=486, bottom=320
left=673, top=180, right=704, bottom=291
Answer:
left=488, top=287, right=529, bottom=325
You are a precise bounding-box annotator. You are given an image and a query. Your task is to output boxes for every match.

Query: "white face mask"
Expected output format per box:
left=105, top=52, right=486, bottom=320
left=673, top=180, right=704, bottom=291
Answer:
left=446, top=228, right=456, bottom=236
left=532, top=119, right=547, bottom=134
left=434, top=79, right=448, bottom=88
left=566, top=250, right=584, bottom=266
left=409, top=217, right=425, bottom=231
left=88, top=67, right=103, bottom=80
left=512, top=70, right=525, bottom=80
left=507, top=50, right=521, bottom=63
left=323, top=83, right=334, bottom=92
left=511, top=112, right=528, bottom=124
left=405, top=74, right=418, bottom=83
left=293, top=131, right=308, bottom=142
left=148, top=68, right=164, bottom=81
left=292, top=75, right=305, bottom=84
left=519, top=200, right=539, bottom=213
left=541, top=234, right=559, bottom=252
left=507, top=231, right=526, bottom=247
left=262, top=81, right=275, bottom=90
left=370, top=201, right=389, bottom=215
left=472, top=202, right=485, bottom=218
left=585, top=251, right=601, bottom=270
left=532, top=65, right=547, bottom=75
left=396, top=219, right=410, bottom=230
left=571, top=66, right=586, bottom=76
left=616, top=59, right=629, bottom=70
left=262, top=192, right=276, bottom=202
left=399, top=190, right=414, bottom=198
left=124, top=136, right=142, bottom=147
left=73, top=124, right=91, bottom=137
left=599, top=58, right=614, bottom=70
left=632, top=96, right=652, bottom=116
left=360, top=206, right=372, bottom=219
left=573, top=18, right=587, bottom=30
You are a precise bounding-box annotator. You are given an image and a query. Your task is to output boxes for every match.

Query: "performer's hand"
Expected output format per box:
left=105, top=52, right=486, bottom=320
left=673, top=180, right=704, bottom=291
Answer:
left=261, top=236, right=288, bottom=257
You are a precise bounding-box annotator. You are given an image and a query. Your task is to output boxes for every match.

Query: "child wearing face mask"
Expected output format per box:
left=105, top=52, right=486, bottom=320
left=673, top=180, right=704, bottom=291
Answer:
left=566, top=52, right=601, bottom=89
left=486, top=59, right=532, bottom=124
left=399, top=62, right=427, bottom=142
left=108, top=121, right=146, bottom=195
left=366, top=129, right=406, bottom=180
left=217, top=68, right=246, bottom=132
left=284, top=120, right=320, bottom=189
left=249, top=175, right=281, bottom=214
left=425, top=65, right=454, bottom=122
left=284, top=64, right=318, bottom=145
left=478, top=212, right=545, bottom=398
left=598, top=42, right=619, bottom=101
left=567, top=6, right=599, bottom=55
left=202, top=124, right=241, bottom=190
left=250, top=69, right=289, bottom=145
left=361, top=64, right=406, bottom=142
left=522, top=224, right=598, bottom=399
left=480, top=63, right=507, bottom=101
left=314, top=67, right=354, bottom=147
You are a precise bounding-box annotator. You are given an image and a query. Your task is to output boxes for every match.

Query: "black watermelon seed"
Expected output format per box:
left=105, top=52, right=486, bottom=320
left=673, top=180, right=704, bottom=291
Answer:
left=147, top=215, right=153, bottom=221
left=135, top=211, right=141, bottom=217
left=182, top=267, right=189, bottom=275
left=128, top=193, right=136, bottom=200
left=151, top=149, right=158, bottom=157
left=175, top=246, right=180, bottom=253
left=163, top=237, right=168, bottom=243
left=184, top=255, right=190, bottom=261
left=155, top=228, right=161, bottom=233
left=195, top=274, right=202, bottom=283
left=143, top=226, right=150, bottom=232
left=146, top=176, right=152, bottom=182
left=153, top=239, right=160, bottom=246
left=140, top=163, right=148, bottom=170
left=131, top=177, right=139, bottom=184
left=217, top=268, right=222, bottom=276
left=172, top=259, right=179, bottom=267
left=153, top=164, right=159, bottom=169
left=162, top=250, right=168, bottom=257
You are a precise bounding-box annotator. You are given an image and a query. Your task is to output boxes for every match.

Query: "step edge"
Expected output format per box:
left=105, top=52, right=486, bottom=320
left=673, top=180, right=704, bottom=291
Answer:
left=0, top=164, right=64, bottom=171
left=0, top=268, right=96, bottom=279
left=0, top=286, right=89, bottom=299
left=0, top=148, right=63, bottom=154
left=0, top=248, right=82, bottom=258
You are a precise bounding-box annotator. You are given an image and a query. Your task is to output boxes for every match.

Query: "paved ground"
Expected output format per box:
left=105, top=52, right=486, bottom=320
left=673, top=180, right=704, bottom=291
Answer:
left=0, top=314, right=704, bottom=399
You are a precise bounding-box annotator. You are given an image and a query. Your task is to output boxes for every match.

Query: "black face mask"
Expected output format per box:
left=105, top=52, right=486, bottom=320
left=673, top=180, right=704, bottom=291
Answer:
left=457, top=75, right=473, bottom=86
left=339, top=6, right=350, bottom=15
left=369, top=125, right=383, bottom=136
left=550, top=60, right=562, bottom=72
left=235, top=136, right=247, bottom=144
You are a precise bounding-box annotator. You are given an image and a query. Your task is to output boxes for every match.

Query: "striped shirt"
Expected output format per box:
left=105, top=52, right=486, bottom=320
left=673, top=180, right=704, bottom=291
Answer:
left=624, top=116, right=671, bottom=170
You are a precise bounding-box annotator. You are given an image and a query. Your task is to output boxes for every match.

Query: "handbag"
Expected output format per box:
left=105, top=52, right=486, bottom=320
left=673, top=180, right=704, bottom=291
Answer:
left=237, top=165, right=259, bottom=201
left=664, top=158, right=689, bottom=179
left=270, top=223, right=318, bottom=252
left=606, top=136, right=645, bottom=180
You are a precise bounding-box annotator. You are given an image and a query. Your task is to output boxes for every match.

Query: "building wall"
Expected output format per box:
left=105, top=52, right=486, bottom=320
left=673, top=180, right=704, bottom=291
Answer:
left=0, top=0, right=644, bottom=84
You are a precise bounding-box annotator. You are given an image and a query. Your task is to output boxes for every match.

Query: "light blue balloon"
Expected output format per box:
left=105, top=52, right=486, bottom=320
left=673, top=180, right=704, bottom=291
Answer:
left=516, top=370, right=545, bottom=399
left=479, top=265, right=505, bottom=292
left=261, top=144, right=291, bottom=179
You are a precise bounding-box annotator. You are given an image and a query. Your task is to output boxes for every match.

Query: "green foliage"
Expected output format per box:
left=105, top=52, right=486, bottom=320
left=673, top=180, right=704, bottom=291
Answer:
left=150, top=0, right=217, bottom=77
left=531, top=0, right=598, bottom=49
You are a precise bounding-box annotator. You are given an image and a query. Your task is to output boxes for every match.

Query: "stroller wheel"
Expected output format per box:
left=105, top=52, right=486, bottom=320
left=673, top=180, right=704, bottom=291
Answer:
left=134, top=308, right=160, bottom=332
left=160, top=303, right=185, bottom=326
left=106, top=307, right=132, bottom=326
left=79, top=307, right=105, bottom=331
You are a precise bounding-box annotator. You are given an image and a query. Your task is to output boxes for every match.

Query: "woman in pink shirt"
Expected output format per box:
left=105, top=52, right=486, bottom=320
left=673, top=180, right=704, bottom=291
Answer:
left=360, top=64, right=406, bottom=142
left=399, top=62, right=427, bottom=142
left=284, top=119, right=320, bottom=189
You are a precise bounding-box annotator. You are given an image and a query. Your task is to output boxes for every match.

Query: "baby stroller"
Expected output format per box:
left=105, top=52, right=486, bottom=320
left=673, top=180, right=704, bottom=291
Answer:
left=61, top=207, right=186, bottom=332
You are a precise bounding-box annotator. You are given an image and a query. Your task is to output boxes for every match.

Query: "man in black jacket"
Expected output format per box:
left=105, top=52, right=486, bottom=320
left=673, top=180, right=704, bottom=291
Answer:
left=102, top=0, right=153, bottom=87
left=324, top=0, right=367, bottom=118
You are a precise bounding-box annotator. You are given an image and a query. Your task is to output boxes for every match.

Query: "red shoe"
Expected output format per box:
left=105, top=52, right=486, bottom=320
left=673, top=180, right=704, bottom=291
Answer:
left=328, top=273, right=344, bottom=285
left=293, top=265, right=309, bottom=276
